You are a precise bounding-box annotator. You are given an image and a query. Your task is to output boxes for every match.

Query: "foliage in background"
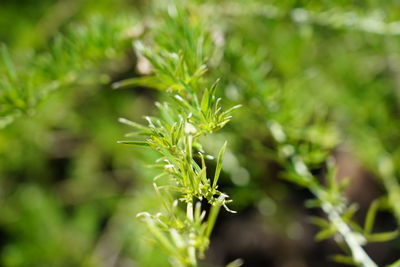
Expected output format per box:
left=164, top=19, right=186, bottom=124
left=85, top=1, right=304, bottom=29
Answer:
left=0, top=15, right=133, bottom=128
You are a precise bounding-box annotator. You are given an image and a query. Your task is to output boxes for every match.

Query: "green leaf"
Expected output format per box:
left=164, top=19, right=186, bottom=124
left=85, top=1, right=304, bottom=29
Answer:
left=365, top=230, right=399, bottom=242
left=305, top=199, right=323, bottom=208
left=200, top=87, right=210, bottom=113
left=315, top=226, right=337, bottom=241
left=309, top=216, right=330, bottom=228
left=117, top=140, right=150, bottom=147
left=220, top=104, right=242, bottom=118
left=331, top=254, right=358, bottom=266
left=213, top=141, right=227, bottom=189
left=364, top=199, right=381, bottom=235
left=118, top=117, right=149, bottom=131
left=343, top=203, right=359, bottom=221
left=205, top=199, right=223, bottom=238
left=112, top=76, right=164, bottom=90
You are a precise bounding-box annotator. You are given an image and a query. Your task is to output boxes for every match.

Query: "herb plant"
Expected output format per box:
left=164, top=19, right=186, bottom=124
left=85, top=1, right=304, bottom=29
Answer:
left=117, top=6, right=239, bottom=266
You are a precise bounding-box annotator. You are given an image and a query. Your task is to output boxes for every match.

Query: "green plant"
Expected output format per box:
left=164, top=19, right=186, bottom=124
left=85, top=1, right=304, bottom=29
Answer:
left=0, top=15, right=133, bottom=128
left=267, top=121, right=398, bottom=267
left=117, top=6, right=240, bottom=266
left=2, top=1, right=400, bottom=266
left=199, top=1, right=400, bottom=265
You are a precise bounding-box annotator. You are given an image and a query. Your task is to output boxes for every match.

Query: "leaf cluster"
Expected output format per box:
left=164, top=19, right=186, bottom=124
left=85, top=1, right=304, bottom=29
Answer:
left=0, top=15, right=133, bottom=128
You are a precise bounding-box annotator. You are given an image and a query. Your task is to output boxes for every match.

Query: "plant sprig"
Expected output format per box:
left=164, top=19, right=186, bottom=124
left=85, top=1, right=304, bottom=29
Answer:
left=268, top=121, right=399, bottom=267
left=118, top=6, right=239, bottom=266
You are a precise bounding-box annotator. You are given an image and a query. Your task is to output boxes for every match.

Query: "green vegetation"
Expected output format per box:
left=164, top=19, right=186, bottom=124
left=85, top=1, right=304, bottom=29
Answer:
left=116, top=8, right=239, bottom=265
left=1, top=0, right=400, bottom=266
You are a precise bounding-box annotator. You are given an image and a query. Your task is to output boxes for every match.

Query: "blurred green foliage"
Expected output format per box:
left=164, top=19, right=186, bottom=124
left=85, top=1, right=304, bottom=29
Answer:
left=1, top=0, right=400, bottom=266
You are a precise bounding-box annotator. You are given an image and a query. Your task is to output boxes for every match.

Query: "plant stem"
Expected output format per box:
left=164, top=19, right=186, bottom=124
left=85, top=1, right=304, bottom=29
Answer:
left=309, top=182, right=377, bottom=267
left=320, top=200, right=377, bottom=267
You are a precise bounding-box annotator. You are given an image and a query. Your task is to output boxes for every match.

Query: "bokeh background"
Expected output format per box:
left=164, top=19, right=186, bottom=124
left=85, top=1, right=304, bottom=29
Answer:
left=1, top=0, right=400, bottom=266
